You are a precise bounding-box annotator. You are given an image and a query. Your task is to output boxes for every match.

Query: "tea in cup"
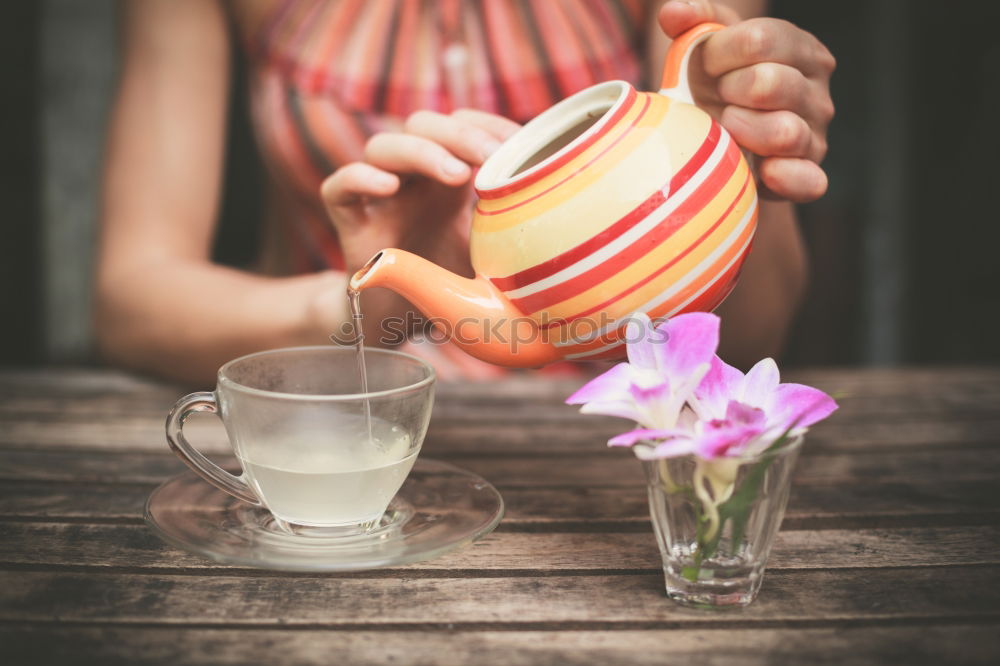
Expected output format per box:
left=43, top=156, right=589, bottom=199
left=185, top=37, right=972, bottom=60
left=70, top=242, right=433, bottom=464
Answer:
left=165, top=346, right=435, bottom=532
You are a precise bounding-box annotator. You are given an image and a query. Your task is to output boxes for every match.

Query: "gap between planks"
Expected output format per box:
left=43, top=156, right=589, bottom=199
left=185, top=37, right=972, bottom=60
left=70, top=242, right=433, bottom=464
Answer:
left=3, top=567, right=999, bottom=626
left=1, top=615, right=998, bottom=633
left=1, top=523, right=997, bottom=574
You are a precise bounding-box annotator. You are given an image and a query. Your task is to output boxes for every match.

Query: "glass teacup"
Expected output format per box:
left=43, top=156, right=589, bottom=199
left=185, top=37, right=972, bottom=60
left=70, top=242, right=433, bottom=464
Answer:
left=165, top=346, right=435, bottom=533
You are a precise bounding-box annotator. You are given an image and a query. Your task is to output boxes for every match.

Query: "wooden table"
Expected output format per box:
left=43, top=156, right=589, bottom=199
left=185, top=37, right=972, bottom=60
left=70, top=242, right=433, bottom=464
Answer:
left=1, top=366, right=999, bottom=664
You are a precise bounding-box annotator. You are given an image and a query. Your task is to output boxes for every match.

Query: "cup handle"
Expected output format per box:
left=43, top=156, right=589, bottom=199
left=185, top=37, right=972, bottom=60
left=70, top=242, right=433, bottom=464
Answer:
left=659, top=22, right=726, bottom=105
left=165, top=391, right=260, bottom=505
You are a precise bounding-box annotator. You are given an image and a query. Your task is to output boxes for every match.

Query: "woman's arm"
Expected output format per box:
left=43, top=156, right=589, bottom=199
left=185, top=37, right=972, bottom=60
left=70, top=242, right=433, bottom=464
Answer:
left=95, top=0, right=348, bottom=385
left=647, top=0, right=834, bottom=367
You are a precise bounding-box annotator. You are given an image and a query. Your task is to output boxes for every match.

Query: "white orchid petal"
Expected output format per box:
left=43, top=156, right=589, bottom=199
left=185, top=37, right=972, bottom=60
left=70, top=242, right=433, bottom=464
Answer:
left=658, top=313, right=721, bottom=379
left=693, top=356, right=742, bottom=420
left=740, top=357, right=780, bottom=407
left=565, top=363, right=633, bottom=405
left=624, top=313, right=660, bottom=370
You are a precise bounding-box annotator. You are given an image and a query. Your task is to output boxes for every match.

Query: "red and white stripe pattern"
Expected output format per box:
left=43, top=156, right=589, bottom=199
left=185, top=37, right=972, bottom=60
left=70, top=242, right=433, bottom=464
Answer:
left=475, top=94, right=757, bottom=361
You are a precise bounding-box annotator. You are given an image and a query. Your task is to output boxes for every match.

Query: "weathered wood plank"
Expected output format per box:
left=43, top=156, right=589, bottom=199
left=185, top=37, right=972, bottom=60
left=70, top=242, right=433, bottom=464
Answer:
left=3, top=366, right=999, bottom=399
left=425, top=419, right=1000, bottom=452
left=1, top=367, right=999, bottom=455
left=2, top=410, right=998, bottom=453
left=0, top=366, right=997, bottom=666
left=2, top=479, right=998, bottom=528
left=0, top=482, right=151, bottom=520
left=3, top=625, right=997, bottom=666
left=3, top=567, right=998, bottom=625
left=4, top=385, right=1000, bottom=423
left=2, top=479, right=995, bottom=528
left=1, top=523, right=996, bottom=572
left=433, top=398, right=1000, bottom=425
left=0, top=368, right=179, bottom=396
left=425, top=412, right=1000, bottom=453
left=1, top=447, right=997, bottom=487
left=0, top=413, right=232, bottom=452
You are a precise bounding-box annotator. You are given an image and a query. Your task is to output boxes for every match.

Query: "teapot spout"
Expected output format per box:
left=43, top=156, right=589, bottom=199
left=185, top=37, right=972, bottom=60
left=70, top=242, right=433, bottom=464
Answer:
left=349, top=249, right=561, bottom=368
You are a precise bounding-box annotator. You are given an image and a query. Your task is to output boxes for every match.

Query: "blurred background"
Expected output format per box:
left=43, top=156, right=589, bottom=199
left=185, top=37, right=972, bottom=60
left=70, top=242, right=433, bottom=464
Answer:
left=2, top=0, right=999, bottom=371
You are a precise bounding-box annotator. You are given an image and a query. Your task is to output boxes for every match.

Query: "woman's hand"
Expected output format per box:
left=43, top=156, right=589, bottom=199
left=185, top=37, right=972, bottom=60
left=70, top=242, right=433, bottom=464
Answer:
left=659, top=0, right=836, bottom=202
left=320, top=109, right=520, bottom=280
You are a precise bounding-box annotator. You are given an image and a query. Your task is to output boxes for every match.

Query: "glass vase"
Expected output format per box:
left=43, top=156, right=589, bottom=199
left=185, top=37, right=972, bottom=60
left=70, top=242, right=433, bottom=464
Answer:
left=643, top=436, right=802, bottom=608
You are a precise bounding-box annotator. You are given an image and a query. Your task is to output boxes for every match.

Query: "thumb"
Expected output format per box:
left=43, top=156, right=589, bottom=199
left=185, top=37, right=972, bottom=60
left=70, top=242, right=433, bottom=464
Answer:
left=658, top=1, right=739, bottom=39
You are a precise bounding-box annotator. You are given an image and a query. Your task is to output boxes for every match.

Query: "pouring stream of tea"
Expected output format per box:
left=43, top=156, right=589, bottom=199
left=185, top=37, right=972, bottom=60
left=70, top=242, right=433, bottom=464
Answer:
left=348, top=288, right=374, bottom=444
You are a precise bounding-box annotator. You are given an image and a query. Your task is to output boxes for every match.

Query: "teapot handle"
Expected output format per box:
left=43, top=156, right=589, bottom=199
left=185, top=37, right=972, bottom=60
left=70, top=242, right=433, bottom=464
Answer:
left=659, top=22, right=726, bottom=105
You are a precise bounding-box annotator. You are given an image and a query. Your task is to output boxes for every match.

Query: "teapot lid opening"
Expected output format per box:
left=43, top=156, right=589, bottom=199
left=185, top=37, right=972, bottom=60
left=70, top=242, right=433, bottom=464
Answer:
left=475, top=81, right=632, bottom=196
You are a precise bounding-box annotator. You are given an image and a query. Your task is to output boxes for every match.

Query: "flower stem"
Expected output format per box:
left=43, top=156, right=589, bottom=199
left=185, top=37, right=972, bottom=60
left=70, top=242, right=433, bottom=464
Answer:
left=657, top=459, right=680, bottom=494
left=693, top=460, right=721, bottom=543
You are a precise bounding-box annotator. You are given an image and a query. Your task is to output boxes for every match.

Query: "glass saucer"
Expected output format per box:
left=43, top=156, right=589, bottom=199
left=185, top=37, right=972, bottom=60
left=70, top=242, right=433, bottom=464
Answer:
left=145, top=458, right=504, bottom=572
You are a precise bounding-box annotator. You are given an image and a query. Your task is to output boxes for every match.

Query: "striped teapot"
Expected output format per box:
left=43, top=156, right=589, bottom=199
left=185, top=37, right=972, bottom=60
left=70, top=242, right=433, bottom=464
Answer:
left=350, top=23, right=757, bottom=367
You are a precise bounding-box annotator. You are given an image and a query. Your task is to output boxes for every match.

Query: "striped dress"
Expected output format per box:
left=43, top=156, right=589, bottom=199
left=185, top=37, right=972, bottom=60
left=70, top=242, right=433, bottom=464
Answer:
left=244, top=0, right=647, bottom=269
left=242, top=0, right=648, bottom=377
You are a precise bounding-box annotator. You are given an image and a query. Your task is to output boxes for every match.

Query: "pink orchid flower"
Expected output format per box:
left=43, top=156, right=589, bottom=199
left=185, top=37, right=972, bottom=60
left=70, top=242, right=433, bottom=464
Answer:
left=606, top=356, right=838, bottom=460
left=565, top=312, right=720, bottom=431
left=567, top=313, right=837, bottom=461
left=609, top=400, right=768, bottom=460
left=691, top=355, right=837, bottom=453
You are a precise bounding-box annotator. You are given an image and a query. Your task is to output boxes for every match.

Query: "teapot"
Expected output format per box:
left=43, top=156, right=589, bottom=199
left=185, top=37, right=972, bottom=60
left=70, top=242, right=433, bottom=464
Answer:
left=349, top=22, right=757, bottom=367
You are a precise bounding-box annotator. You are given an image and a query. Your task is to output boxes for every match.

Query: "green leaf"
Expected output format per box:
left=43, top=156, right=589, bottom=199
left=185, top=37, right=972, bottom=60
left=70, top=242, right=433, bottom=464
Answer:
left=690, top=428, right=797, bottom=574
left=719, top=456, right=773, bottom=548
left=713, top=429, right=794, bottom=553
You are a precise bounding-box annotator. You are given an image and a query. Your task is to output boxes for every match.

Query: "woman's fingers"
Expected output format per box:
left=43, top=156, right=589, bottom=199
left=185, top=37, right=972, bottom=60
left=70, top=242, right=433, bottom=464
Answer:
left=717, top=62, right=835, bottom=135
left=720, top=103, right=829, bottom=201
left=404, top=110, right=503, bottom=164
left=654, top=6, right=836, bottom=204
left=320, top=162, right=400, bottom=211
left=335, top=110, right=520, bottom=203
left=701, top=18, right=836, bottom=79
left=757, top=157, right=828, bottom=203
left=718, top=62, right=803, bottom=114
left=450, top=108, right=522, bottom=142
left=322, top=109, right=515, bottom=229
left=718, top=62, right=834, bottom=130
left=364, top=132, right=472, bottom=185
left=720, top=106, right=826, bottom=163
left=658, top=0, right=740, bottom=39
